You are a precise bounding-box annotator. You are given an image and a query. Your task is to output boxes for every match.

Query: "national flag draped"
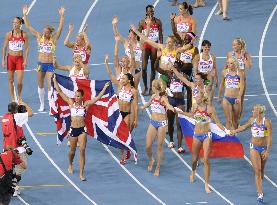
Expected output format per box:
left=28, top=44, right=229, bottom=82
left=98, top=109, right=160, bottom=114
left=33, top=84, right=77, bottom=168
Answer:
left=49, top=74, right=138, bottom=162
left=179, top=114, right=244, bottom=158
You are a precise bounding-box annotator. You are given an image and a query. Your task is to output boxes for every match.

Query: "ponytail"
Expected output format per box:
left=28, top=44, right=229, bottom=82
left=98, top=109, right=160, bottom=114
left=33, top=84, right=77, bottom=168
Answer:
left=15, top=16, right=25, bottom=25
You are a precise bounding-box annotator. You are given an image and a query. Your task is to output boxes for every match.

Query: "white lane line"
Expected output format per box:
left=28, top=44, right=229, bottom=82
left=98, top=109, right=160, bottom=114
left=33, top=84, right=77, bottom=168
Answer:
left=259, top=4, right=277, bottom=118
left=25, top=123, right=98, bottom=204
left=17, top=196, right=30, bottom=205
left=217, top=55, right=277, bottom=59
left=102, top=144, right=166, bottom=205
left=197, top=2, right=218, bottom=51
left=153, top=0, right=160, bottom=8
left=136, top=2, right=234, bottom=205
left=78, top=0, right=99, bottom=32
left=185, top=202, right=208, bottom=205
left=77, top=0, right=165, bottom=203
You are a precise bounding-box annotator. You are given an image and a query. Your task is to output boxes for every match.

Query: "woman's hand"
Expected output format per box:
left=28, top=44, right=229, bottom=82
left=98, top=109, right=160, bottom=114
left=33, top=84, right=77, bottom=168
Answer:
left=58, top=7, right=65, bottom=16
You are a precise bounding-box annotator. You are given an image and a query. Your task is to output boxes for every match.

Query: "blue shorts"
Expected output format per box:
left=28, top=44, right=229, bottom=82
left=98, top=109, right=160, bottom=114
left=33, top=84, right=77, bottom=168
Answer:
left=224, top=96, right=236, bottom=105
left=69, top=126, right=87, bottom=137
left=193, top=132, right=212, bottom=142
left=150, top=119, right=167, bottom=129
left=37, top=62, right=55, bottom=72
left=250, top=143, right=267, bottom=153
left=168, top=96, right=185, bottom=107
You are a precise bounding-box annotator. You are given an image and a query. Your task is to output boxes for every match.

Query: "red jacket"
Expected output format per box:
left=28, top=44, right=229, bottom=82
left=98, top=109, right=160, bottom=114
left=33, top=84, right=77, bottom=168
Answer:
left=0, top=150, right=22, bottom=177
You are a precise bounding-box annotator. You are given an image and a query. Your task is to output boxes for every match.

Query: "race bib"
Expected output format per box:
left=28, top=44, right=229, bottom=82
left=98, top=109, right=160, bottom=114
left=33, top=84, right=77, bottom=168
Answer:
left=180, top=52, right=192, bottom=63
left=177, top=22, right=190, bottom=33
left=9, top=40, right=24, bottom=51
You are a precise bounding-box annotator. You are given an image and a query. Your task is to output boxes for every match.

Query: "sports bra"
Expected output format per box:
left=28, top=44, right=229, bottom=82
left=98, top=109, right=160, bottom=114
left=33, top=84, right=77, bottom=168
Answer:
left=176, top=15, right=192, bottom=33
left=231, top=51, right=245, bottom=70
left=150, top=97, right=166, bottom=114
left=73, top=45, right=90, bottom=64
left=69, top=66, right=87, bottom=79
left=142, top=20, right=160, bottom=42
left=38, top=36, right=56, bottom=54
left=125, top=42, right=142, bottom=62
left=180, top=47, right=195, bottom=64
left=224, top=69, right=240, bottom=89
left=251, top=118, right=268, bottom=138
left=160, top=47, right=177, bottom=65
left=169, top=75, right=184, bottom=93
left=198, top=53, right=213, bottom=74
left=118, top=86, right=133, bottom=103
left=8, top=30, right=25, bottom=52
left=70, top=102, right=86, bottom=117
left=194, top=106, right=211, bottom=124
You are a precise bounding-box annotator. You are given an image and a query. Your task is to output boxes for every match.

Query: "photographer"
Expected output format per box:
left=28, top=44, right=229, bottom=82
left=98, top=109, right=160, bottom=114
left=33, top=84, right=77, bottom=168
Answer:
left=1, top=101, right=33, bottom=196
left=0, top=146, right=26, bottom=205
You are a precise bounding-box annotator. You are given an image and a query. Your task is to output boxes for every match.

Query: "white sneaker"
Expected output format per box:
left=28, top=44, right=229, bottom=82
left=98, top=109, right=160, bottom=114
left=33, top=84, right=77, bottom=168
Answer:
left=13, top=187, right=20, bottom=197
left=38, top=104, right=45, bottom=112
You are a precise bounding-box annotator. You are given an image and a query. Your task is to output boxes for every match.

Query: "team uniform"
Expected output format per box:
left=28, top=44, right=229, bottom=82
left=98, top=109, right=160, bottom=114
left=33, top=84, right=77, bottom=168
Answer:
left=150, top=97, right=167, bottom=129
left=168, top=75, right=185, bottom=107
left=125, top=42, right=142, bottom=74
left=224, top=69, right=240, bottom=105
left=69, top=66, right=87, bottom=80
left=160, top=47, right=177, bottom=84
left=175, top=15, right=193, bottom=35
left=193, top=106, right=212, bottom=142
left=197, top=53, right=213, bottom=74
left=73, top=45, right=90, bottom=65
left=142, top=19, right=160, bottom=51
left=7, top=30, right=25, bottom=71
left=37, top=36, right=56, bottom=72
left=69, top=102, right=87, bottom=137
left=250, top=118, right=268, bottom=153
left=117, top=86, right=134, bottom=119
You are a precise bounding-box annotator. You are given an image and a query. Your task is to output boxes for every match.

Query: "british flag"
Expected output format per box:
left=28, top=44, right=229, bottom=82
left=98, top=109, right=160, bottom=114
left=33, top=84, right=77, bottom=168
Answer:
left=49, top=74, right=138, bottom=162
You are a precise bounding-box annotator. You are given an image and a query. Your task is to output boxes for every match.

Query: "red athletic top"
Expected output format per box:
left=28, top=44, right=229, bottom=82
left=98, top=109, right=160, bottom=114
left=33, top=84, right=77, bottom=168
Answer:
left=73, top=45, right=90, bottom=64
left=0, top=150, right=22, bottom=177
left=8, top=30, right=25, bottom=52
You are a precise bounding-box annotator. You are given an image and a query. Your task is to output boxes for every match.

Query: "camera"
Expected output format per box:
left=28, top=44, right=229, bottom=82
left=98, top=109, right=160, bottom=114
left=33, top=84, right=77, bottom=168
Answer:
left=17, top=137, right=33, bottom=155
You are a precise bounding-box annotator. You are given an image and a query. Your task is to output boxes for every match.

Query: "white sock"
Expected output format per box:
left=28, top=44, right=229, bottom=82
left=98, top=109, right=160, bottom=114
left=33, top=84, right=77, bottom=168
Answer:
left=38, top=87, right=45, bottom=111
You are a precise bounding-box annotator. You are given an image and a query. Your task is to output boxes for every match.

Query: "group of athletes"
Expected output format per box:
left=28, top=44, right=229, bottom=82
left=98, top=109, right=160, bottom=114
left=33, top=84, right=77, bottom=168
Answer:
left=0, top=2, right=273, bottom=204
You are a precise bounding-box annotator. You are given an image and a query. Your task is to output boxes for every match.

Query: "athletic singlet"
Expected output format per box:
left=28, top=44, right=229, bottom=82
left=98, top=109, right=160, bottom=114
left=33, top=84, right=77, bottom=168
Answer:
left=176, top=15, right=192, bottom=33
left=125, top=42, right=142, bottom=62
left=169, top=75, right=184, bottom=93
left=194, top=106, right=211, bottom=124
left=73, top=45, right=90, bottom=64
left=231, top=51, right=245, bottom=70
left=69, top=66, right=87, bottom=79
left=8, top=30, right=25, bottom=52
left=198, top=53, right=213, bottom=74
left=225, top=69, right=240, bottom=89
left=118, top=86, right=133, bottom=103
left=71, top=102, right=85, bottom=117
left=142, top=20, right=160, bottom=42
left=192, top=85, right=206, bottom=99
left=160, top=47, right=177, bottom=65
left=150, top=97, right=166, bottom=114
left=38, top=36, right=56, bottom=54
left=251, top=118, right=268, bottom=138
left=180, top=46, right=195, bottom=64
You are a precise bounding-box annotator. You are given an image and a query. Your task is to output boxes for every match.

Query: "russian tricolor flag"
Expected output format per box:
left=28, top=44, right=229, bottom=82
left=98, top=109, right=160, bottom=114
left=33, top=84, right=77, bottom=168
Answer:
left=179, top=114, right=244, bottom=158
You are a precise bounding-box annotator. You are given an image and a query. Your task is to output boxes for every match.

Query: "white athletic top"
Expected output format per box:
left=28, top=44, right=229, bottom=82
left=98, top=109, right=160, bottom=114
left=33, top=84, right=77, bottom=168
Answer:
left=118, top=86, right=133, bottom=103
left=70, top=102, right=85, bottom=117
left=69, top=66, right=86, bottom=79
left=198, top=53, right=213, bottom=74
left=125, top=42, right=142, bottom=62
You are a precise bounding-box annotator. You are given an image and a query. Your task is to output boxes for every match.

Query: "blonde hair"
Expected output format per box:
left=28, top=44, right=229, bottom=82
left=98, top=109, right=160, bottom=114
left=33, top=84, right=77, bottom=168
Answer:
left=77, top=32, right=85, bottom=40
left=253, top=104, right=266, bottom=115
left=45, top=25, right=55, bottom=33
left=226, top=57, right=240, bottom=70
left=152, top=79, right=166, bottom=95
left=73, top=54, right=82, bottom=62
left=233, top=37, right=246, bottom=50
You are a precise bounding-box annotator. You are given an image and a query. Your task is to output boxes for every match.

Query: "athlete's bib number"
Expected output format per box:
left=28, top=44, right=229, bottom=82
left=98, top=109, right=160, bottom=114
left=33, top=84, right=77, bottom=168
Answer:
left=170, top=81, right=183, bottom=92
left=177, top=23, right=190, bottom=33
left=39, top=44, right=53, bottom=54
left=9, top=40, right=24, bottom=51
left=180, top=52, right=192, bottom=63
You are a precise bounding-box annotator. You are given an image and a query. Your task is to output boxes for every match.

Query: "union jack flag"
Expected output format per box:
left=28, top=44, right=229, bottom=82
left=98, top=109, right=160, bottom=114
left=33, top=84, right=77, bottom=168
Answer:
left=49, top=74, right=138, bottom=162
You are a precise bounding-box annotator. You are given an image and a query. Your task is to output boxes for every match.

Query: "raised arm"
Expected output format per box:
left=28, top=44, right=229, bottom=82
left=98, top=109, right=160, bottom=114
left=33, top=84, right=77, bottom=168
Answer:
left=112, top=16, right=127, bottom=45
left=22, top=5, right=41, bottom=38
left=85, top=82, right=110, bottom=107
left=64, top=23, right=75, bottom=48
left=82, top=30, right=92, bottom=51
left=53, top=7, right=65, bottom=41
left=171, top=66, right=193, bottom=88
left=162, top=96, right=175, bottom=112
left=53, top=56, right=71, bottom=71
left=53, top=76, right=73, bottom=106
left=131, top=24, right=163, bottom=50
left=170, top=13, right=182, bottom=43
left=113, top=36, right=120, bottom=72
left=105, top=55, right=119, bottom=85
